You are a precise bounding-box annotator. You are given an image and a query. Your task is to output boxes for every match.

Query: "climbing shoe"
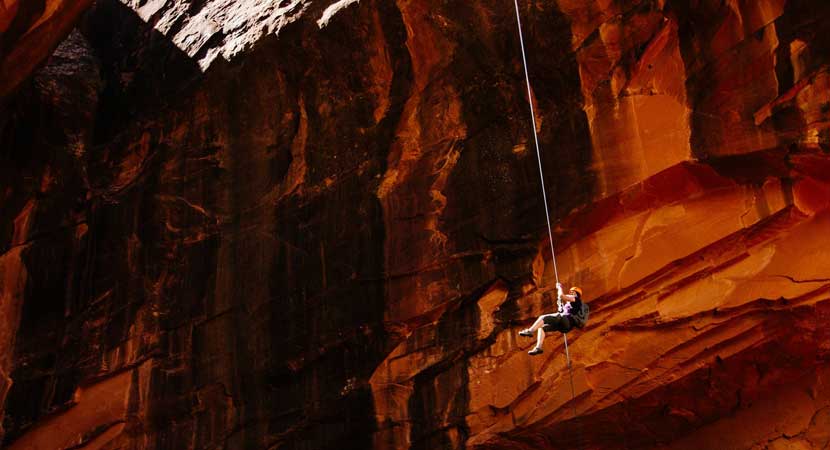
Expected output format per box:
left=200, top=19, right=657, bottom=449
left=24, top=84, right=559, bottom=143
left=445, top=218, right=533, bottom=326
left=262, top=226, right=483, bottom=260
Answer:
left=528, top=347, right=543, bottom=356
left=519, top=329, right=534, bottom=337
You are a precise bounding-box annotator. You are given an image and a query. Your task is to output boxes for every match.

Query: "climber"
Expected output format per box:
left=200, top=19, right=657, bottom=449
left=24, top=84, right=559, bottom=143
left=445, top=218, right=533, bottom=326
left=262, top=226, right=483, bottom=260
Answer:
left=519, top=283, right=587, bottom=355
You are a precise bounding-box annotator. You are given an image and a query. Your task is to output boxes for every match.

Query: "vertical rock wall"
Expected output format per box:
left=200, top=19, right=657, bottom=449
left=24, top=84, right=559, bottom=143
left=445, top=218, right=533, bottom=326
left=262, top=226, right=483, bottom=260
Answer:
left=0, top=0, right=93, bottom=97
left=1, top=0, right=830, bottom=449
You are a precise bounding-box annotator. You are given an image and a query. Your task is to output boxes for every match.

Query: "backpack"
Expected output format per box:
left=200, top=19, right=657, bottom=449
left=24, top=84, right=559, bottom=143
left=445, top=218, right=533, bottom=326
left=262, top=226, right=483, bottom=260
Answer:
left=571, top=302, right=590, bottom=328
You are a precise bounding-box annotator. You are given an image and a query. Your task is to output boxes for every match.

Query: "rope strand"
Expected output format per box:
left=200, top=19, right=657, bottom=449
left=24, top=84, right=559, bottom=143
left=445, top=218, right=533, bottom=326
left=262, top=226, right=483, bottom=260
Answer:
left=563, top=334, right=579, bottom=419
left=513, top=4, right=582, bottom=445
left=513, top=0, right=559, bottom=286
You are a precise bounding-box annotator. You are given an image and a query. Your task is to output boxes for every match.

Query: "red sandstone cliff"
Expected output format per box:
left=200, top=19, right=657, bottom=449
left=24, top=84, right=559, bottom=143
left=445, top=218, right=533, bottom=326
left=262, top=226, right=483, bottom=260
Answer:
left=0, top=0, right=93, bottom=97
left=1, top=0, right=830, bottom=449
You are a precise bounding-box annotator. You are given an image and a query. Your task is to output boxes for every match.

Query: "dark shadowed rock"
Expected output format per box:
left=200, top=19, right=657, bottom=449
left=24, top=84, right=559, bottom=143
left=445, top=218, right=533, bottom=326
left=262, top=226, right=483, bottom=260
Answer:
left=0, top=0, right=93, bottom=98
left=1, top=0, right=830, bottom=449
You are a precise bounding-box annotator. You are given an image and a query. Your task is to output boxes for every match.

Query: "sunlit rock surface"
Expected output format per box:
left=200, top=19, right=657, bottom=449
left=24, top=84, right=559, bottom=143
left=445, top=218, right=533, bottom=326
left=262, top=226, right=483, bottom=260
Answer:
left=1, top=0, right=830, bottom=449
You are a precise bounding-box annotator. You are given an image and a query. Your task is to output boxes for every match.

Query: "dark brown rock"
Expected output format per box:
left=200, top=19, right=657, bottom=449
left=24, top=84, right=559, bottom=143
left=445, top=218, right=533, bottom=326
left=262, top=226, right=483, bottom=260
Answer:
left=0, top=0, right=93, bottom=98
left=1, top=0, right=830, bottom=449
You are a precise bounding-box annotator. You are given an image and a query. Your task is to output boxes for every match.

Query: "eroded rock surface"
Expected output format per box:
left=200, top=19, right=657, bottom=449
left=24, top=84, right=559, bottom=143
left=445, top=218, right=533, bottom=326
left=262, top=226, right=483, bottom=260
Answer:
left=1, top=0, right=830, bottom=449
left=0, top=0, right=93, bottom=97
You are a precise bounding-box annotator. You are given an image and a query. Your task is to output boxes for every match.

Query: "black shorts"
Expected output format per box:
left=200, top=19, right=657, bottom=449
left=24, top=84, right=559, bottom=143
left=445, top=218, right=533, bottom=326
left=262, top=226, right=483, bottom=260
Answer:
left=542, top=314, right=573, bottom=333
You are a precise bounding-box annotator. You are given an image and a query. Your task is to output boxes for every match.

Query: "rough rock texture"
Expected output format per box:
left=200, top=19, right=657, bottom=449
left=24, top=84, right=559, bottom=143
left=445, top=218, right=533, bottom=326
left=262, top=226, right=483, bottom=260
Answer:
left=0, top=0, right=93, bottom=97
left=1, top=0, right=830, bottom=449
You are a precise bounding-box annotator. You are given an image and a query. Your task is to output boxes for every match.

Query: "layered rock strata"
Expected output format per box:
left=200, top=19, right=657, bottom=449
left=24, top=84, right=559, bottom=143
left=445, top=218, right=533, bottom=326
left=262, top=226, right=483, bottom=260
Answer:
left=1, top=0, right=829, bottom=449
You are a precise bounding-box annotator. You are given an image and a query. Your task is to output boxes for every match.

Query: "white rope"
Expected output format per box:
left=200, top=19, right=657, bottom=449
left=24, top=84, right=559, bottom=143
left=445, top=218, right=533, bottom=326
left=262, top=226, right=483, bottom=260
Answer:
left=563, top=333, right=578, bottom=415
left=514, top=1, right=582, bottom=437
left=512, top=0, right=560, bottom=287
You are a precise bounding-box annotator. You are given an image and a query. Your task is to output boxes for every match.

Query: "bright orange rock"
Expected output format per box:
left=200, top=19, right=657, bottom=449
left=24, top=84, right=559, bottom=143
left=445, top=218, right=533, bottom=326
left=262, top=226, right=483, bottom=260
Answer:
left=794, top=177, right=830, bottom=215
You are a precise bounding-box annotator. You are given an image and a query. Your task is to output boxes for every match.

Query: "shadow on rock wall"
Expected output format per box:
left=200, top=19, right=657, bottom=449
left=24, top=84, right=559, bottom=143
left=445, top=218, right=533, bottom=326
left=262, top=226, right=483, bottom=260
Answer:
left=3, top=0, right=403, bottom=448
left=1, top=1, right=203, bottom=447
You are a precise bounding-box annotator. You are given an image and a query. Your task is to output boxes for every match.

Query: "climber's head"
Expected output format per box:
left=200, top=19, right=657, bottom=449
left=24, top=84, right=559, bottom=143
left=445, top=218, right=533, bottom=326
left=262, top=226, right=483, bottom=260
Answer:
left=569, top=286, right=583, bottom=300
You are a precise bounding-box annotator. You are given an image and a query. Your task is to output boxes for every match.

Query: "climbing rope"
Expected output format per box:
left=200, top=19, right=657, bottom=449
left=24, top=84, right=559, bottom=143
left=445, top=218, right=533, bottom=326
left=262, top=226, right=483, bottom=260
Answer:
left=512, top=0, right=581, bottom=437
left=512, top=0, right=560, bottom=288
left=563, top=333, right=578, bottom=418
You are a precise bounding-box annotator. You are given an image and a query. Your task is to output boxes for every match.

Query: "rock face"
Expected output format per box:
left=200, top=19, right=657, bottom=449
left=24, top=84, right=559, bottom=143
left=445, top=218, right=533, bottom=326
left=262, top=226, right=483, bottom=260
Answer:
left=1, top=0, right=830, bottom=449
left=0, top=0, right=93, bottom=97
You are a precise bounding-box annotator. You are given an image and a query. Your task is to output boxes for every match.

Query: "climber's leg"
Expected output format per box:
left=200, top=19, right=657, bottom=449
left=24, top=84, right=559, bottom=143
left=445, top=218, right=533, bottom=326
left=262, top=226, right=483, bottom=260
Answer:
left=519, top=315, right=546, bottom=337
left=529, top=315, right=572, bottom=355
left=527, top=327, right=546, bottom=355
left=542, top=314, right=569, bottom=332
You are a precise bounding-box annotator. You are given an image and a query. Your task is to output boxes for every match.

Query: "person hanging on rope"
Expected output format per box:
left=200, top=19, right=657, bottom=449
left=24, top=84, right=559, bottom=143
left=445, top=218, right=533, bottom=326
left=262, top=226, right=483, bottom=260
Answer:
left=519, top=283, right=588, bottom=355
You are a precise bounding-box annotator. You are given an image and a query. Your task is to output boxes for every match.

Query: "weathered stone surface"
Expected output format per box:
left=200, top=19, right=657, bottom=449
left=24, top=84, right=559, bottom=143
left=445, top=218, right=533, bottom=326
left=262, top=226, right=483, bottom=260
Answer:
left=0, top=0, right=93, bottom=98
left=1, top=0, right=830, bottom=449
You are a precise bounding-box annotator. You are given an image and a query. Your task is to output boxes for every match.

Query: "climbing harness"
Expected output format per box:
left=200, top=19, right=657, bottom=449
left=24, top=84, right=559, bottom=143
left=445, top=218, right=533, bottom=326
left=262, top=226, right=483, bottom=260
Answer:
left=512, top=0, right=581, bottom=433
